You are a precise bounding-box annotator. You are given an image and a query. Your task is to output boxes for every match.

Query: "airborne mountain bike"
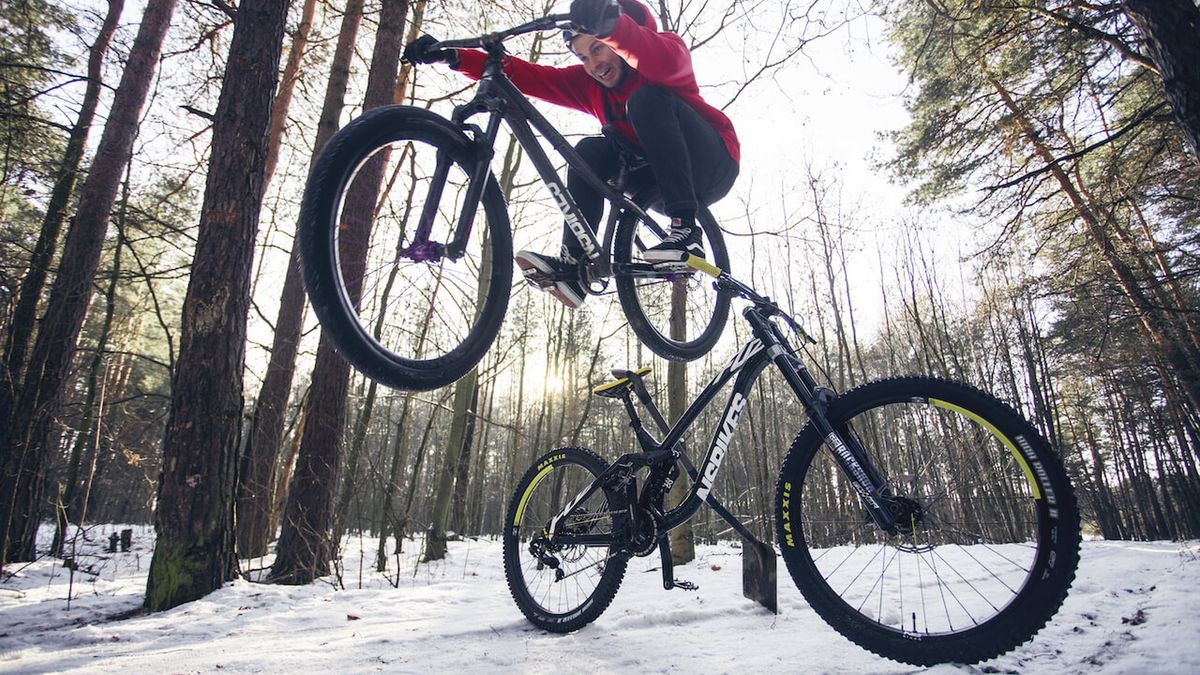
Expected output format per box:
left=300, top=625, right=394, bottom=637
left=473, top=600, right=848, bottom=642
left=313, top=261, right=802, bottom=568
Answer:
left=298, top=13, right=729, bottom=392
left=503, top=259, right=1081, bottom=666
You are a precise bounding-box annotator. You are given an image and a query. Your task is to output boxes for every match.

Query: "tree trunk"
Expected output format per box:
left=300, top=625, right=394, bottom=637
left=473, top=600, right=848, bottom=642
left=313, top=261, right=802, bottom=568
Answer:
left=449, top=383, right=480, bottom=534
left=392, top=394, right=445, bottom=556
left=269, top=387, right=310, bottom=539
left=1123, top=0, right=1200, bottom=166
left=269, top=0, right=409, bottom=584
left=144, top=0, right=289, bottom=611
left=990, top=72, right=1200, bottom=416
left=3, top=0, right=123, bottom=386
left=0, top=0, right=178, bottom=568
left=666, top=280, right=694, bottom=564
left=268, top=336, right=352, bottom=582
left=236, top=0, right=369, bottom=559
left=261, top=0, right=317, bottom=190
left=51, top=181, right=128, bottom=558
left=424, top=370, right=479, bottom=561
left=331, top=378, right=379, bottom=543
left=423, top=166, right=500, bottom=559
left=374, top=392, right=414, bottom=571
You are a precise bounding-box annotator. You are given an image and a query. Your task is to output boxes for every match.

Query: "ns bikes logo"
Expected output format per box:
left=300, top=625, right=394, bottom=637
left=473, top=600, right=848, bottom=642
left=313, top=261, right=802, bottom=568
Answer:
left=726, top=338, right=764, bottom=373
left=693, top=340, right=764, bottom=500
left=696, top=393, right=747, bottom=500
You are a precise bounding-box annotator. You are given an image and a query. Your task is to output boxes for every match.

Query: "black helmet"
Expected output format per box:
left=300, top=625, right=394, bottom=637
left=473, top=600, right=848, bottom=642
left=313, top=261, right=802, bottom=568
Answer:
left=562, top=29, right=579, bottom=51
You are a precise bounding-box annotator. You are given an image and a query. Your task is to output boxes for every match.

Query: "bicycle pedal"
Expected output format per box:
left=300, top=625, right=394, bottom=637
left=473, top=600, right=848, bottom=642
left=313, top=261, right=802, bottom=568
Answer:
left=650, top=261, right=692, bottom=273
left=671, top=579, right=699, bottom=591
left=519, top=268, right=555, bottom=289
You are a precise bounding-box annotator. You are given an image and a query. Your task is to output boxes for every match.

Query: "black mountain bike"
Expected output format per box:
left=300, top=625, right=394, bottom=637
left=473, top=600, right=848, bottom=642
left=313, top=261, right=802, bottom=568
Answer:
left=504, top=260, right=1081, bottom=666
left=298, top=13, right=729, bottom=391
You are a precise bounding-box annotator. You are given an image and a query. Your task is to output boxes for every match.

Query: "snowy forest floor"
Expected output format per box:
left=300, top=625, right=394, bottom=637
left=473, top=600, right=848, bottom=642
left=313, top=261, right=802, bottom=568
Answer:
left=1, top=526, right=1198, bottom=673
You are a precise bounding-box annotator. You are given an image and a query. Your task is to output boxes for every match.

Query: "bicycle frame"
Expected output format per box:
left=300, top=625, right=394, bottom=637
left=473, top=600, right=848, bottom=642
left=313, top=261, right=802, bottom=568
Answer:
left=415, top=31, right=666, bottom=281
left=548, top=281, right=903, bottom=551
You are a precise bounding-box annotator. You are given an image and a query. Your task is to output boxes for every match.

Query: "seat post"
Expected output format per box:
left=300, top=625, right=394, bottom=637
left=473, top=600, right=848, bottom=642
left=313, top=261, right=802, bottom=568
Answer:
left=619, top=392, right=661, bottom=454
left=627, top=373, right=672, bottom=437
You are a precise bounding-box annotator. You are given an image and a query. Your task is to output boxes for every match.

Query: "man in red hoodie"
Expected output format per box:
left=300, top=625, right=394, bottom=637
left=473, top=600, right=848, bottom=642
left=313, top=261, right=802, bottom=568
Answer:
left=404, top=0, right=739, bottom=308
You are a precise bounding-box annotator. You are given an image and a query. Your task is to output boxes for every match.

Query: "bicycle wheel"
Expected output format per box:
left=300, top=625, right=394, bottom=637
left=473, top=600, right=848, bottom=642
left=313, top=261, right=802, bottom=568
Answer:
left=299, top=105, right=512, bottom=391
left=614, top=201, right=730, bottom=361
left=775, top=377, right=1079, bottom=665
left=504, top=447, right=629, bottom=632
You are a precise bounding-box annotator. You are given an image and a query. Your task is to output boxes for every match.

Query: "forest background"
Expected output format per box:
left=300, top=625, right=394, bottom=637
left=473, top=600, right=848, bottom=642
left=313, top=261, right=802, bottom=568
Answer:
left=1, top=0, right=1198, bottom=611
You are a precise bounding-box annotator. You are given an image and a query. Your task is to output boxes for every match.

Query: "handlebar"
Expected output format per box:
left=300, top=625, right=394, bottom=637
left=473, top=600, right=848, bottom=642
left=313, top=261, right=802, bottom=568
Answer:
left=434, top=13, right=574, bottom=51
left=684, top=254, right=817, bottom=345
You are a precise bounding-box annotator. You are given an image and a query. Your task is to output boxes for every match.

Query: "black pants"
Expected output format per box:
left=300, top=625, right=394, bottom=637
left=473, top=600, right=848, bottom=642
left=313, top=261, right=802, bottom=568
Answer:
left=562, top=86, right=739, bottom=257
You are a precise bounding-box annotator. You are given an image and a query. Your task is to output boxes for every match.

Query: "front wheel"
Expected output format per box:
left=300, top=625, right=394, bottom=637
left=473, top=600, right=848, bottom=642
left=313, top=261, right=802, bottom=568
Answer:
left=298, top=105, right=513, bottom=391
left=614, top=201, right=730, bottom=362
left=775, top=377, right=1080, bottom=666
left=503, top=447, right=629, bottom=633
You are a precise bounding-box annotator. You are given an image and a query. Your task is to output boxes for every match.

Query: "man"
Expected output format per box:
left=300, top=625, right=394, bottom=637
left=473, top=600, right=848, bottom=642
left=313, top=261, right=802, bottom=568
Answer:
left=404, top=0, right=739, bottom=308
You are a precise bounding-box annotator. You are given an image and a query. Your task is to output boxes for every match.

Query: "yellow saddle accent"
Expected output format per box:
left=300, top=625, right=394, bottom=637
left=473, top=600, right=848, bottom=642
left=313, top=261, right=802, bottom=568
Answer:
left=591, top=367, right=652, bottom=398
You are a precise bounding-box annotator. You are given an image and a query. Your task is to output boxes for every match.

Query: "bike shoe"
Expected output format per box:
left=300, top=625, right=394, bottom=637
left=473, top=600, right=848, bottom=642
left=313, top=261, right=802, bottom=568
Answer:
left=515, top=249, right=586, bottom=308
left=643, top=217, right=705, bottom=264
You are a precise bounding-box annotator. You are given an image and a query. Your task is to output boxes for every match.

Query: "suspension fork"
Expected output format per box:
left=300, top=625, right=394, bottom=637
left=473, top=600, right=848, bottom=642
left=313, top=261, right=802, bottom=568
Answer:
left=406, top=104, right=502, bottom=262
left=744, top=310, right=900, bottom=534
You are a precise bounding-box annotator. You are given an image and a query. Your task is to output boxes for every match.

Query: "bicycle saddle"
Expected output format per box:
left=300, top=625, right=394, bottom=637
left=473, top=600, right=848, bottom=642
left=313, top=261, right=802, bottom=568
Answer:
left=592, top=367, right=652, bottom=398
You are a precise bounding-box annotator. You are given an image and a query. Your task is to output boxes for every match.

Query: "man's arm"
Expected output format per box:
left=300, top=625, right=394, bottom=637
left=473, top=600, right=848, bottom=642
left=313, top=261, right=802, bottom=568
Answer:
left=454, top=50, right=595, bottom=114
left=599, top=14, right=694, bottom=89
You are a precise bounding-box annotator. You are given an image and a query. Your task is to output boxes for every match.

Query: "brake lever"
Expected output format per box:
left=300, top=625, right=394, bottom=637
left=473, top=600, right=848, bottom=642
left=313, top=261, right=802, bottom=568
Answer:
left=782, top=312, right=817, bottom=345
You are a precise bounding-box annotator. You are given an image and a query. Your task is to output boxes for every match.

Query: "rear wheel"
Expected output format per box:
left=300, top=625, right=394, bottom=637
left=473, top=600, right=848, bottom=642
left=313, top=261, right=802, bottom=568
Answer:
left=775, top=377, right=1079, bottom=665
left=614, top=201, right=730, bottom=361
left=298, top=105, right=512, bottom=391
left=503, top=447, right=629, bottom=632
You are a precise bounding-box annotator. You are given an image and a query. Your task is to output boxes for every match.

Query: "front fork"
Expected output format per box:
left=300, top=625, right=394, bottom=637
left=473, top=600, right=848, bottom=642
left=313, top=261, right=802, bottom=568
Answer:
left=406, top=108, right=502, bottom=262
left=745, top=311, right=901, bottom=534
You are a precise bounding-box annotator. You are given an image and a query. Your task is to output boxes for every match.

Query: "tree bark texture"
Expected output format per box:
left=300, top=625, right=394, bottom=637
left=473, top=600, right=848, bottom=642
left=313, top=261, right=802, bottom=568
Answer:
left=269, top=0, right=409, bottom=584
left=235, top=0, right=368, bottom=558
left=667, top=286, right=694, bottom=564
left=424, top=371, right=478, bottom=561
left=267, top=343, right=350, bottom=582
left=51, top=200, right=127, bottom=557
left=144, top=0, right=289, bottom=610
left=0, top=0, right=178, bottom=567
left=3, top=0, right=123, bottom=386
left=1123, top=0, right=1200, bottom=165
left=261, top=0, right=317, bottom=190
left=450, top=384, right=480, bottom=534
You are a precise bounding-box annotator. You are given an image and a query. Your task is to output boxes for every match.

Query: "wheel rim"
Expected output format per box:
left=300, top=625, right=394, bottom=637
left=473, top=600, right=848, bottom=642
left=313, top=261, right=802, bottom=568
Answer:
left=793, top=398, right=1045, bottom=637
left=623, top=212, right=727, bottom=354
left=331, top=134, right=501, bottom=372
left=511, top=461, right=617, bottom=618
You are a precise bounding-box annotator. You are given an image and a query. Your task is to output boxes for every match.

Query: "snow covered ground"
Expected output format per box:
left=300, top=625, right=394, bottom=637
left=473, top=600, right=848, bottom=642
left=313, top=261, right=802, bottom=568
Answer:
left=2, top=526, right=1198, bottom=673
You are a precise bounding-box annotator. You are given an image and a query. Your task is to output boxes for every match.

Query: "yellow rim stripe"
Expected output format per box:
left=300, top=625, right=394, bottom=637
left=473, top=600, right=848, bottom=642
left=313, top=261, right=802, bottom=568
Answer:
left=686, top=254, right=722, bottom=278
left=514, top=464, right=555, bottom=525
left=930, top=399, right=1041, bottom=500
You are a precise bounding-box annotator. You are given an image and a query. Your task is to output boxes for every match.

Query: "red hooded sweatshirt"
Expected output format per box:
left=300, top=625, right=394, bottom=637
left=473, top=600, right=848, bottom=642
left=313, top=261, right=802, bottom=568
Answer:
left=452, top=0, right=740, bottom=165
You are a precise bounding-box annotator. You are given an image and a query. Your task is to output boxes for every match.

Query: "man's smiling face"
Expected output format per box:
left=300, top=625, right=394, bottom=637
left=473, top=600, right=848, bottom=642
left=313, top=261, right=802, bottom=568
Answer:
left=571, top=34, right=627, bottom=88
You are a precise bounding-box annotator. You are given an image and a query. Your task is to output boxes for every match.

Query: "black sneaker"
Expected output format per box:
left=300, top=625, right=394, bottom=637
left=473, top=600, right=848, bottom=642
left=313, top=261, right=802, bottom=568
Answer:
left=642, top=218, right=705, bottom=264
left=515, top=249, right=587, bottom=308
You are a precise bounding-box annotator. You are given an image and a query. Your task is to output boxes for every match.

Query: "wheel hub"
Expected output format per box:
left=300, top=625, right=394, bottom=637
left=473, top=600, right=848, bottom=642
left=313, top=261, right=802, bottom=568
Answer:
left=886, top=495, right=935, bottom=553
left=888, top=495, right=926, bottom=534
